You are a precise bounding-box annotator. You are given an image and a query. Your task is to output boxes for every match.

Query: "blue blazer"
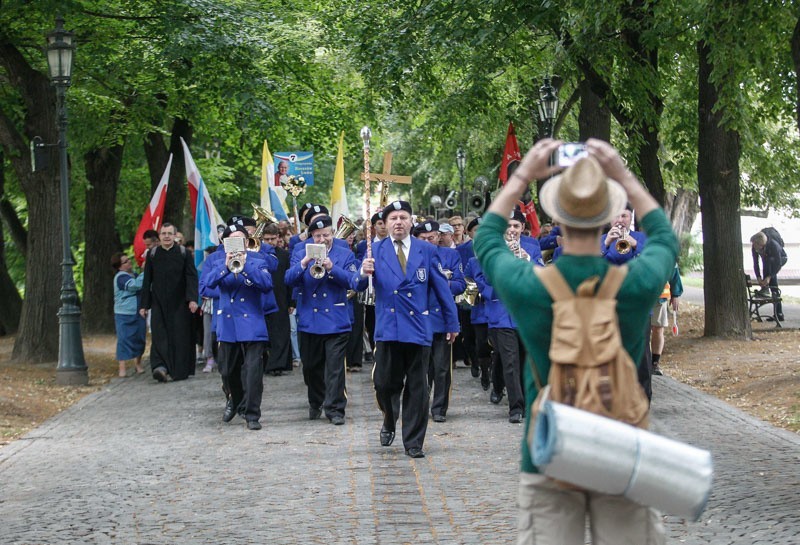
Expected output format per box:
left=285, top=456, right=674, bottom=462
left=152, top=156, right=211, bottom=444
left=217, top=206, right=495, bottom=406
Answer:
left=427, top=245, right=466, bottom=334
left=357, top=236, right=459, bottom=345
left=472, top=255, right=516, bottom=329
left=207, top=256, right=274, bottom=342
left=285, top=244, right=360, bottom=335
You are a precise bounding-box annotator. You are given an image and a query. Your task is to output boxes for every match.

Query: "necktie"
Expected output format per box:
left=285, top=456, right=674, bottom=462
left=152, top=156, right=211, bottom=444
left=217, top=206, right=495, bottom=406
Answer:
left=395, top=239, right=406, bottom=275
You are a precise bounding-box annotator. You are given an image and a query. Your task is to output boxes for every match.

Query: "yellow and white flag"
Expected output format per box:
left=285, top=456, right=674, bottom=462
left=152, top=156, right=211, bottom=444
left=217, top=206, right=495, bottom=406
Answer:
left=329, top=131, right=350, bottom=226
left=260, top=139, right=289, bottom=219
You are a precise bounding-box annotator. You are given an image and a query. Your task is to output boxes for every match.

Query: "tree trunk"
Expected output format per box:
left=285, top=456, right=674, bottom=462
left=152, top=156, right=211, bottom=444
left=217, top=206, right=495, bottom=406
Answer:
left=578, top=79, right=611, bottom=142
left=82, top=144, right=124, bottom=334
left=665, top=188, right=700, bottom=240
left=697, top=40, right=751, bottom=339
left=792, top=17, right=800, bottom=133
left=162, top=118, right=192, bottom=226
left=144, top=130, right=170, bottom=195
left=0, top=150, right=23, bottom=334
left=0, top=44, right=62, bottom=362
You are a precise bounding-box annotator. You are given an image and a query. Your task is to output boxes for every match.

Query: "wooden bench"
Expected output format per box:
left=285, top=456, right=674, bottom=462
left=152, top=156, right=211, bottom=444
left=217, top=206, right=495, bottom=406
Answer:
left=745, top=274, right=782, bottom=327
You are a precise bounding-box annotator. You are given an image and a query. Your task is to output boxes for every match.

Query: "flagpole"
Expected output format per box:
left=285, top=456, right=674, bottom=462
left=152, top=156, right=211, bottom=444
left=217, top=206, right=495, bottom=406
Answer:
left=360, top=126, right=374, bottom=298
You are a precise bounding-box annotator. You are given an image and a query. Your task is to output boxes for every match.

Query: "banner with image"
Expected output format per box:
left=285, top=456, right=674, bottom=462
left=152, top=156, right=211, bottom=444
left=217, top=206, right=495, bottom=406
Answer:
left=274, top=151, right=315, bottom=187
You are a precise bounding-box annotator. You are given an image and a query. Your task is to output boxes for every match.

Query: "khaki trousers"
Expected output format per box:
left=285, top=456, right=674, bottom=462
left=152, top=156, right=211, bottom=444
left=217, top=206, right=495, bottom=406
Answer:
left=517, top=473, right=666, bottom=545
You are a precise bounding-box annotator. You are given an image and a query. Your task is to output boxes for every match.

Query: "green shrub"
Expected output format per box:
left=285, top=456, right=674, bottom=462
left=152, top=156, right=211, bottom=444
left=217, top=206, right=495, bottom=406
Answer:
left=679, top=233, right=703, bottom=272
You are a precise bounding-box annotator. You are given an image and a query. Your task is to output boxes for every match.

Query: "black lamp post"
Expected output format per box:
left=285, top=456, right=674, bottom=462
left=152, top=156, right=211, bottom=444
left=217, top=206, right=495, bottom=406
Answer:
left=456, top=147, right=466, bottom=217
left=47, top=16, right=87, bottom=386
left=537, top=76, right=560, bottom=139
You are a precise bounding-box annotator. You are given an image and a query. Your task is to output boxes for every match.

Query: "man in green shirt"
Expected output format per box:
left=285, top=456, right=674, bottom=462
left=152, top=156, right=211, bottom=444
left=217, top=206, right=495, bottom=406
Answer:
left=474, top=138, right=677, bottom=545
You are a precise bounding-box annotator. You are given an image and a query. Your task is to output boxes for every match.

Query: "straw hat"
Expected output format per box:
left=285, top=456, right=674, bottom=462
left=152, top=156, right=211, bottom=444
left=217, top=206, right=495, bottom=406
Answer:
left=539, top=156, right=627, bottom=229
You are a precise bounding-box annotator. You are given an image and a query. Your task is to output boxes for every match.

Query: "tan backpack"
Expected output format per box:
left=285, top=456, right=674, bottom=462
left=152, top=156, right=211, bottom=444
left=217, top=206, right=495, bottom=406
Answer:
left=531, top=264, right=649, bottom=428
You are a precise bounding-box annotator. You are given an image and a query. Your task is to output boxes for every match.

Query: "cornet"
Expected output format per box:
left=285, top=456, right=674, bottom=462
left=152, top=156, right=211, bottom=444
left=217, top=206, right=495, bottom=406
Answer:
left=613, top=224, right=632, bottom=254
left=228, top=252, right=246, bottom=274
left=310, top=255, right=327, bottom=279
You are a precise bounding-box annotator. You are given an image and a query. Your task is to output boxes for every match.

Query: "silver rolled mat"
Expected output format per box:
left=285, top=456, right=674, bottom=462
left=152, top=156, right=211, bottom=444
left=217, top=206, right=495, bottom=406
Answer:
left=531, top=400, right=713, bottom=521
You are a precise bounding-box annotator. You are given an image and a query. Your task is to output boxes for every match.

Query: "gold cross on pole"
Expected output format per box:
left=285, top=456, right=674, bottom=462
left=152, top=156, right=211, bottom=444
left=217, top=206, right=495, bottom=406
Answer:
left=361, top=152, right=412, bottom=207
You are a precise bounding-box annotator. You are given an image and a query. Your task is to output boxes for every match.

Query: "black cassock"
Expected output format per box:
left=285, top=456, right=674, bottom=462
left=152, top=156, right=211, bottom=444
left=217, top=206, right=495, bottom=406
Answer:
left=264, top=246, right=292, bottom=373
left=141, top=245, right=199, bottom=380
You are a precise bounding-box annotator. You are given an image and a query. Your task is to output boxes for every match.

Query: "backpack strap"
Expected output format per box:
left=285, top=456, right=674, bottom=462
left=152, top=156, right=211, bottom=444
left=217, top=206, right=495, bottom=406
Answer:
left=534, top=265, right=574, bottom=301
left=596, top=265, right=628, bottom=299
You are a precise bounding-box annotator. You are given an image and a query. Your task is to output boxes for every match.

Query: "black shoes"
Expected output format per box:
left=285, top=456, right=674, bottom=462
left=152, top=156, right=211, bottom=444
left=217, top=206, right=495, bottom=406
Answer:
left=405, top=447, right=425, bottom=458
left=509, top=413, right=523, bottom=424
left=432, top=414, right=446, bottom=423
left=153, top=367, right=172, bottom=383
left=470, top=364, right=480, bottom=378
left=309, top=407, right=322, bottom=420
left=481, top=376, right=490, bottom=391
left=222, top=399, right=236, bottom=422
left=330, top=415, right=345, bottom=426
left=380, top=426, right=395, bottom=447
left=653, top=363, right=664, bottom=376
left=490, top=390, right=504, bottom=404
left=247, top=420, right=262, bottom=430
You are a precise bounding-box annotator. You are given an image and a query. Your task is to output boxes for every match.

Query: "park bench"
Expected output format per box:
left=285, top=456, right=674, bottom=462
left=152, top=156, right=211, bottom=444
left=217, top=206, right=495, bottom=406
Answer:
left=745, top=274, right=782, bottom=327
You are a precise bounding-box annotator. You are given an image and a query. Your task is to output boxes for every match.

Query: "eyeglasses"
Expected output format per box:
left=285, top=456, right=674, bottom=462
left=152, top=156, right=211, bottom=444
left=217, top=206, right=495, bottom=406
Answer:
left=120, top=259, right=130, bottom=264
left=450, top=223, right=463, bottom=228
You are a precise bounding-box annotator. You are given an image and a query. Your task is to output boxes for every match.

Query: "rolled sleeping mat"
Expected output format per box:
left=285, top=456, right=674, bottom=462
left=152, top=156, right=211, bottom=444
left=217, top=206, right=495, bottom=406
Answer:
left=531, top=400, right=713, bottom=521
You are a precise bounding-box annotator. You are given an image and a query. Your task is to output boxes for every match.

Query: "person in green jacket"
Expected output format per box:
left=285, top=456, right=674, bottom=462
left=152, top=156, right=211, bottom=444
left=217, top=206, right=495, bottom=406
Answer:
left=474, top=138, right=678, bottom=545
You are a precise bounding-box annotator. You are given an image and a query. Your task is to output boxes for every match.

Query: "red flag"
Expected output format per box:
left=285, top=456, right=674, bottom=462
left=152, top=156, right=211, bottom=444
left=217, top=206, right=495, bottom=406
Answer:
left=133, top=154, right=172, bottom=266
left=499, top=122, right=522, bottom=186
left=519, top=199, right=541, bottom=238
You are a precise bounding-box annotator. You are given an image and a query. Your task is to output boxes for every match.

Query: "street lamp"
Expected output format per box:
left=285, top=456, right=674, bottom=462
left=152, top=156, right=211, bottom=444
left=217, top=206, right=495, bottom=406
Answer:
left=47, top=16, right=87, bottom=386
left=456, top=147, right=466, bottom=217
left=537, top=76, right=560, bottom=138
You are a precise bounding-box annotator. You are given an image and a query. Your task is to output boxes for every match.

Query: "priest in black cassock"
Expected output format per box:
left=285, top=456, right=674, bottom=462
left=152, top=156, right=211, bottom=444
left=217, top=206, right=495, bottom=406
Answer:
left=139, top=223, right=199, bottom=382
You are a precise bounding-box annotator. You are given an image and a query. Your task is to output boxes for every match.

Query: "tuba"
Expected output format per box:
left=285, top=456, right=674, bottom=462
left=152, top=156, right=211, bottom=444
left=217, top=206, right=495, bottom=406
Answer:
left=462, top=278, right=480, bottom=306
left=334, top=216, right=358, bottom=240
left=247, top=203, right=278, bottom=251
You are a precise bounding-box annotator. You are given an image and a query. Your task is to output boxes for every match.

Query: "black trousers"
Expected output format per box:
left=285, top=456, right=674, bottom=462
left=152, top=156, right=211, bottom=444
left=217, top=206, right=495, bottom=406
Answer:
left=347, top=300, right=364, bottom=368
left=427, top=332, right=452, bottom=417
left=374, top=341, right=430, bottom=450
left=458, top=306, right=476, bottom=368
left=299, top=331, right=348, bottom=418
left=489, top=328, right=525, bottom=417
left=265, top=311, right=292, bottom=372
left=473, top=322, right=492, bottom=378
left=637, top=321, right=653, bottom=402
left=364, top=304, right=376, bottom=350
left=218, top=341, right=266, bottom=422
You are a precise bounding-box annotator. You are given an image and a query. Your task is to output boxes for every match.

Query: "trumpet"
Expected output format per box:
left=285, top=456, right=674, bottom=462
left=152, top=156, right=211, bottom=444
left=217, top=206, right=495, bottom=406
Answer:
left=613, top=225, right=632, bottom=254
left=506, top=234, right=522, bottom=258
left=309, top=248, right=328, bottom=279
left=228, top=252, right=246, bottom=274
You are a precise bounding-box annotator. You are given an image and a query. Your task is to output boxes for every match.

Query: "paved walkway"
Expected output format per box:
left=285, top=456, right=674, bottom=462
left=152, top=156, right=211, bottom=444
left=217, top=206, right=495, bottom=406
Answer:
left=1, top=363, right=798, bottom=544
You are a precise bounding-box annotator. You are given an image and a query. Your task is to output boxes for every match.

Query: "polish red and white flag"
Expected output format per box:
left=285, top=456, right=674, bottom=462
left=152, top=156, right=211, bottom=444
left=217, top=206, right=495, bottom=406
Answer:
left=133, top=154, right=172, bottom=266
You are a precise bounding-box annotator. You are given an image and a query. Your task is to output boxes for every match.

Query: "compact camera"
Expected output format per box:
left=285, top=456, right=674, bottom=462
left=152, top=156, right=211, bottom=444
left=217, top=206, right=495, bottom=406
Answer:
left=554, top=142, right=588, bottom=168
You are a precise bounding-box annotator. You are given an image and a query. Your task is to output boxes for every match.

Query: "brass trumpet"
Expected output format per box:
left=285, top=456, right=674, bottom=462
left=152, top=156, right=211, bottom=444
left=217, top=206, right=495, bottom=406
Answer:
left=247, top=203, right=279, bottom=252
left=614, top=226, right=632, bottom=254
left=228, top=252, right=246, bottom=274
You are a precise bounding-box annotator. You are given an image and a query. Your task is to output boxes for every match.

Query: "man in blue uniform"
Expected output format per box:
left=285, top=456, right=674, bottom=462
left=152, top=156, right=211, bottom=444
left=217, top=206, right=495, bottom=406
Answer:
left=413, top=221, right=465, bottom=423
left=359, top=201, right=459, bottom=458
left=205, top=225, right=274, bottom=430
left=285, top=215, right=360, bottom=425
left=601, top=207, right=646, bottom=264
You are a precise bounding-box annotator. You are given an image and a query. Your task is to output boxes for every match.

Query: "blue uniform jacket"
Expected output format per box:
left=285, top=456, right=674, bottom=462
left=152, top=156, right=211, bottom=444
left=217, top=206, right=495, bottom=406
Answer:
left=456, top=239, right=474, bottom=268
left=465, top=257, right=487, bottom=324
left=357, top=237, right=459, bottom=345
left=601, top=230, right=647, bottom=264
left=285, top=243, right=360, bottom=335
left=472, top=256, right=516, bottom=329
left=520, top=235, right=545, bottom=266
left=206, top=256, right=274, bottom=342
left=427, top=245, right=466, bottom=334
left=538, top=226, right=561, bottom=251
